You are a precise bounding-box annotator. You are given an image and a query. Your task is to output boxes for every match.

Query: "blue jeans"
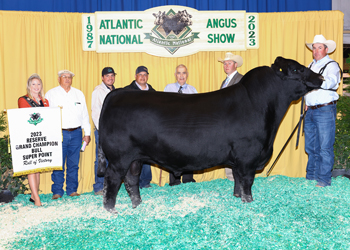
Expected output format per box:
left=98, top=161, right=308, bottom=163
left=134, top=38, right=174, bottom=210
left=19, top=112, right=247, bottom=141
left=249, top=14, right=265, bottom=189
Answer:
left=93, top=129, right=107, bottom=192
left=52, top=128, right=82, bottom=196
left=139, top=164, right=152, bottom=188
left=304, top=104, right=336, bottom=187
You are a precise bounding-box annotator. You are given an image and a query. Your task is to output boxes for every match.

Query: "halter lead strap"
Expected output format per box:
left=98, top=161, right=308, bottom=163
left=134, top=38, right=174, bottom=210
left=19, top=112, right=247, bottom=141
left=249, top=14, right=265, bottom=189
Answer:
left=309, top=60, right=343, bottom=79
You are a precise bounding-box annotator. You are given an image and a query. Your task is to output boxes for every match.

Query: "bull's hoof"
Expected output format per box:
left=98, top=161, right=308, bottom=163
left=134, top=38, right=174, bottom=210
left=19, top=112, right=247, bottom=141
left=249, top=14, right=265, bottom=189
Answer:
left=105, top=207, right=118, bottom=214
left=241, top=195, right=253, bottom=203
left=233, top=193, right=240, bottom=198
left=131, top=198, right=142, bottom=209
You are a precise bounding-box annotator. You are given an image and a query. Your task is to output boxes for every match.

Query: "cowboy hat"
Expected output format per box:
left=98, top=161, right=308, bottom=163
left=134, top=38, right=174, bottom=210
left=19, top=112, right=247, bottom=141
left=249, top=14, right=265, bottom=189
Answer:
left=306, top=35, right=336, bottom=53
left=218, top=52, right=243, bottom=67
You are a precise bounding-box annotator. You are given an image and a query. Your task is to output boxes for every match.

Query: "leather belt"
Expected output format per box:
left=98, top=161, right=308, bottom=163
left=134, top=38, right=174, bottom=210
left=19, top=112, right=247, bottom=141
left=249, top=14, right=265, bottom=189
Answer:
left=62, top=126, right=81, bottom=132
left=308, top=101, right=337, bottom=110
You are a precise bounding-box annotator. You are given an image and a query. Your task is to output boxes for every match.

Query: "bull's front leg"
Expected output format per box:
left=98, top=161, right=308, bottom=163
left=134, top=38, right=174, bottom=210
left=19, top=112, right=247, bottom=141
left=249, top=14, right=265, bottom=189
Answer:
left=232, top=175, right=241, bottom=198
left=103, top=166, right=124, bottom=214
left=97, top=143, right=107, bottom=177
left=240, top=168, right=256, bottom=203
left=231, top=168, right=242, bottom=198
left=124, top=165, right=142, bottom=209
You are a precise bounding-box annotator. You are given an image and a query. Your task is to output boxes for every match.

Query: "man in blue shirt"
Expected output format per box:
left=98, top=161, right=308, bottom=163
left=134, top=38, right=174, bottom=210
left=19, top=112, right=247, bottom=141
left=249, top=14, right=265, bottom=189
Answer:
left=304, top=34, right=341, bottom=187
left=164, top=64, right=197, bottom=186
left=164, top=64, right=197, bottom=94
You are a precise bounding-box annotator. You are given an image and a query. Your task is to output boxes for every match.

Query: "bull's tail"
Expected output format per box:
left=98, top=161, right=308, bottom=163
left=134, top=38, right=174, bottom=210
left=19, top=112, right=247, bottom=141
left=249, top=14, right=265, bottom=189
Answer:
left=97, top=142, right=107, bottom=177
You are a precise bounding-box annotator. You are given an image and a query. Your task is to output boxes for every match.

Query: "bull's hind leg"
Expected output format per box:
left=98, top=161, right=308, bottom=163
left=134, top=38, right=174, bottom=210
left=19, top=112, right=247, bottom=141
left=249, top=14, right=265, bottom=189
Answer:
left=232, top=167, right=255, bottom=203
left=103, top=165, right=125, bottom=214
left=124, top=162, right=142, bottom=209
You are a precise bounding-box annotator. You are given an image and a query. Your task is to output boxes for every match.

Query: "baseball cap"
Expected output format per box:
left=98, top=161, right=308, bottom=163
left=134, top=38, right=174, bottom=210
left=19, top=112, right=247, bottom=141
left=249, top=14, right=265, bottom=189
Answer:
left=102, top=67, right=116, bottom=76
left=135, top=66, right=149, bottom=75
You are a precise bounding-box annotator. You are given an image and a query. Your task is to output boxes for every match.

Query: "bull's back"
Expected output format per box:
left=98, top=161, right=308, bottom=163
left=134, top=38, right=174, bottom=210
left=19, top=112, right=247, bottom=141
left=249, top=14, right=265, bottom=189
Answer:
left=99, top=87, right=270, bottom=170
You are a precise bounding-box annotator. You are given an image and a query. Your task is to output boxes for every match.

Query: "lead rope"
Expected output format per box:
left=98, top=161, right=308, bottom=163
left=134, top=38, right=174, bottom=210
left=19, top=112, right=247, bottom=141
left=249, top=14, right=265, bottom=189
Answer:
left=295, top=96, right=305, bottom=148
left=266, top=99, right=305, bottom=177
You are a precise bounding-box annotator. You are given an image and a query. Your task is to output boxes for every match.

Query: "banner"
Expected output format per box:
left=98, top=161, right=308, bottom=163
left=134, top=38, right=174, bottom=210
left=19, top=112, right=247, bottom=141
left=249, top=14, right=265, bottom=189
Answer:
left=7, top=107, right=63, bottom=176
left=82, top=5, right=259, bottom=57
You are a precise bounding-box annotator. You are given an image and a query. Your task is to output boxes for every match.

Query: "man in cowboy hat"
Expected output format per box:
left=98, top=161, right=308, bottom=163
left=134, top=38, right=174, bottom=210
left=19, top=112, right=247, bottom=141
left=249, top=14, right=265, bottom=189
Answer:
left=218, top=52, right=244, bottom=181
left=304, top=34, right=341, bottom=187
left=219, top=52, right=244, bottom=89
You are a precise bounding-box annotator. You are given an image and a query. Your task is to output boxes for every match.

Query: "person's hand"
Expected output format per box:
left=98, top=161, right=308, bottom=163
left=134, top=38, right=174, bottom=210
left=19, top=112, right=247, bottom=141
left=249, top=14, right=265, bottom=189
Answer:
left=83, top=136, right=91, bottom=146
left=305, top=105, right=308, bottom=111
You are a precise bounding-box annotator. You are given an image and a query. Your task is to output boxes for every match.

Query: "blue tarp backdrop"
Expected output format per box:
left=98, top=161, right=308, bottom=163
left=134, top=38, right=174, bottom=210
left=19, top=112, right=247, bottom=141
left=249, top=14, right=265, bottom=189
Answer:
left=0, top=0, right=332, bottom=12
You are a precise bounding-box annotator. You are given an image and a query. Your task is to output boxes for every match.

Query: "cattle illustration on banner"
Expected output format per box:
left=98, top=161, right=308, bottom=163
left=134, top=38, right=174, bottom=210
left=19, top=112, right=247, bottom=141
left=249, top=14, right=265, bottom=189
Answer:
left=82, top=5, right=259, bottom=57
left=147, top=9, right=198, bottom=55
left=7, top=107, right=63, bottom=176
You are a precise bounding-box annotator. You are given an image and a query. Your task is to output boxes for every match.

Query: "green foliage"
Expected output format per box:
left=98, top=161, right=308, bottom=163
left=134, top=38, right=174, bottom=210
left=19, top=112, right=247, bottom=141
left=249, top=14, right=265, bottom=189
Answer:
left=334, top=96, right=350, bottom=169
left=345, top=53, right=350, bottom=66
left=344, top=77, right=350, bottom=85
left=0, top=111, right=28, bottom=195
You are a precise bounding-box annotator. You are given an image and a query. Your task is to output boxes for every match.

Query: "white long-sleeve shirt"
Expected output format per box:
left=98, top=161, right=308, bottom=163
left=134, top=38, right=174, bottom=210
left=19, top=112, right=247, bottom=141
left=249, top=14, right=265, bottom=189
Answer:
left=45, top=85, right=91, bottom=136
left=305, top=55, right=340, bottom=106
left=91, top=82, right=113, bottom=130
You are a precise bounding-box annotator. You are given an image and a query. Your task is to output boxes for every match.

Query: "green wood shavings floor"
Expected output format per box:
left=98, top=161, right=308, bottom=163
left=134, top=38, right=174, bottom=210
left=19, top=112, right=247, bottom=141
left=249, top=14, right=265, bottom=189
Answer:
left=1, top=176, right=350, bottom=249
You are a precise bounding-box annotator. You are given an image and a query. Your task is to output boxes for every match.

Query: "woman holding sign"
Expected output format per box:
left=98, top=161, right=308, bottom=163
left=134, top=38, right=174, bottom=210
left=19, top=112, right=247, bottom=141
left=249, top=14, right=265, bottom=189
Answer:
left=18, top=74, right=49, bottom=206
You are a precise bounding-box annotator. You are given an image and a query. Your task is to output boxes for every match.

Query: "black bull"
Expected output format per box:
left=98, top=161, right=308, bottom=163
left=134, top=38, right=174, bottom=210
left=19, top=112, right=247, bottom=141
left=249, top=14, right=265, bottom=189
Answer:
left=98, top=57, right=323, bottom=213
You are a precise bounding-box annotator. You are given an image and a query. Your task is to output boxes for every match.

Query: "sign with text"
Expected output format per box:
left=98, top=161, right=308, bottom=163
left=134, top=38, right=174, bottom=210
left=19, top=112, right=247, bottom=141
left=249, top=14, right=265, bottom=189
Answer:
left=82, top=5, right=259, bottom=57
left=7, top=107, right=63, bottom=176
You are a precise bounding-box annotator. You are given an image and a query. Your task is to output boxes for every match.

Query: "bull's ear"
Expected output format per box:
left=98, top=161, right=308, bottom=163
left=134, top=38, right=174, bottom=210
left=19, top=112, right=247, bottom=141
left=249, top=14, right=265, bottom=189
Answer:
left=272, top=56, right=293, bottom=79
left=271, top=63, right=286, bottom=79
left=277, top=68, right=287, bottom=79
left=273, top=56, right=286, bottom=68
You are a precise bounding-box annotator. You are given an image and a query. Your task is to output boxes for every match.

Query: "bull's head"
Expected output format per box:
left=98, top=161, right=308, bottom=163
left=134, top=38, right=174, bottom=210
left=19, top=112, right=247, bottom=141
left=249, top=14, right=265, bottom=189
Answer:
left=271, top=56, right=324, bottom=91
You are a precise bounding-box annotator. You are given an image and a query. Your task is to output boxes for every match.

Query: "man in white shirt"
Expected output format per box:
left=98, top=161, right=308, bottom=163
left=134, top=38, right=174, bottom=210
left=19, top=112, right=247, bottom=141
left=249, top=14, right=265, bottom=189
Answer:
left=164, top=64, right=197, bottom=186
left=304, top=35, right=341, bottom=187
left=45, top=70, right=91, bottom=199
left=91, top=67, right=116, bottom=195
left=218, top=52, right=244, bottom=181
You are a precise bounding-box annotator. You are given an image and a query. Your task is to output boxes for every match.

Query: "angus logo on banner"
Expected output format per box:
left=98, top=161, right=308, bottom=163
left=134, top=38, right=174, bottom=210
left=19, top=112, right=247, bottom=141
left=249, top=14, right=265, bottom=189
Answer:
left=82, top=5, right=259, bottom=57
left=145, top=9, right=199, bottom=55
left=28, top=113, right=43, bottom=126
